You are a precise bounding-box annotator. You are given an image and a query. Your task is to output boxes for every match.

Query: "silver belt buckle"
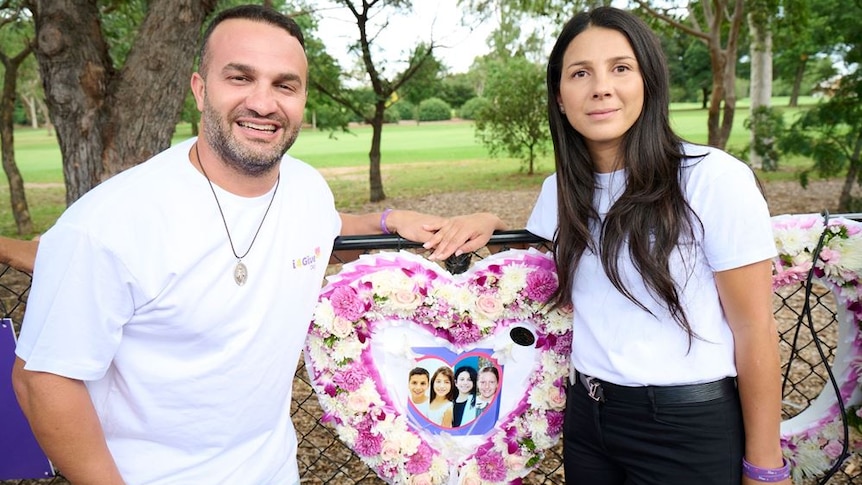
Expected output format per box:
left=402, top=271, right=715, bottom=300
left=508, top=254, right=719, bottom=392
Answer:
left=582, top=374, right=605, bottom=402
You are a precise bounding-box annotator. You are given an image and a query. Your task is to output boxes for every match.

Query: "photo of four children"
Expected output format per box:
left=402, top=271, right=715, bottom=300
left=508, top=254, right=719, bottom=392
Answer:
left=407, top=348, right=501, bottom=435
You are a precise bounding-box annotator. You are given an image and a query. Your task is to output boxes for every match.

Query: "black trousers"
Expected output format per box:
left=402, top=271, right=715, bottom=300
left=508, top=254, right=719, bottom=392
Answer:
left=563, top=375, right=744, bottom=485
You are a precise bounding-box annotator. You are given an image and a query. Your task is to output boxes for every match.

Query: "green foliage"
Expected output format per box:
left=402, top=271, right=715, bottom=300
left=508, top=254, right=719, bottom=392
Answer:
left=743, top=106, right=785, bottom=171
left=98, top=0, right=146, bottom=68
left=12, top=100, right=27, bottom=125
left=777, top=71, right=862, bottom=208
left=418, top=97, right=452, bottom=122
left=394, top=101, right=416, bottom=121
left=399, top=44, right=446, bottom=107
left=308, top=104, right=354, bottom=130
left=473, top=58, right=548, bottom=174
left=458, top=97, right=489, bottom=120
left=440, top=74, right=476, bottom=109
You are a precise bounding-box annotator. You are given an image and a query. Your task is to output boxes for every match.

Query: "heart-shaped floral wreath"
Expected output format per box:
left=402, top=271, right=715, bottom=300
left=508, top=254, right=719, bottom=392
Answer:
left=305, top=248, right=572, bottom=484
left=772, top=214, right=862, bottom=482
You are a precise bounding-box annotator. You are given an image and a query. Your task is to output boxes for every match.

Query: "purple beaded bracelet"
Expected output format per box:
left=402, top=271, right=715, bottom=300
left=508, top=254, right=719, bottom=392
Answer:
left=742, top=457, right=791, bottom=482
left=380, top=208, right=393, bottom=235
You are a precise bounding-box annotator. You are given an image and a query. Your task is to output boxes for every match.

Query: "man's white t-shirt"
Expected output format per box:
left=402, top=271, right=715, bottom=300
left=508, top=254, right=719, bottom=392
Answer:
left=16, top=138, right=341, bottom=484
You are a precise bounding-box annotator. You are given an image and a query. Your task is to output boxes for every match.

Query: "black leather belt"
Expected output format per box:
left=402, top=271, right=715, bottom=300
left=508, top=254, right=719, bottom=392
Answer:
left=576, top=371, right=737, bottom=405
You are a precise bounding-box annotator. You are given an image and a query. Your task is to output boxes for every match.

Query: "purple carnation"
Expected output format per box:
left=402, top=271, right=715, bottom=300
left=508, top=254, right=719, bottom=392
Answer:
left=553, top=331, right=573, bottom=355
left=330, top=286, right=366, bottom=321
left=332, top=366, right=367, bottom=392
left=354, top=430, right=383, bottom=456
left=524, top=269, right=557, bottom=303
left=405, top=442, right=434, bottom=474
left=546, top=410, right=564, bottom=436
left=449, top=321, right=482, bottom=345
left=477, top=451, right=507, bottom=482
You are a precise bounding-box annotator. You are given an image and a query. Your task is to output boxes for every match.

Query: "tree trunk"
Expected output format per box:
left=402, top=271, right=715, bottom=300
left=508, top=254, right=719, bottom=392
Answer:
left=706, top=57, right=726, bottom=148
left=22, top=94, right=39, bottom=128
left=30, top=0, right=216, bottom=205
left=0, top=44, right=34, bottom=235
left=748, top=11, right=773, bottom=170
left=635, top=0, right=744, bottom=150
left=718, top=65, right=737, bottom=149
left=837, top=135, right=862, bottom=212
left=789, top=55, right=807, bottom=108
left=368, top=102, right=386, bottom=202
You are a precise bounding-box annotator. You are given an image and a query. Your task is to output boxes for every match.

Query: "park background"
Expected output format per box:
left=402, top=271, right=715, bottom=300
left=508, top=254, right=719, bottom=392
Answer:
left=0, top=0, right=861, bottom=238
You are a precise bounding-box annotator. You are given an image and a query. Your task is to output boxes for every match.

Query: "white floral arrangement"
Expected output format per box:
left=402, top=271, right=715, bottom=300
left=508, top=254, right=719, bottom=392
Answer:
left=772, top=214, right=862, bottom=482
left=304, top=248, right=572, bottom=484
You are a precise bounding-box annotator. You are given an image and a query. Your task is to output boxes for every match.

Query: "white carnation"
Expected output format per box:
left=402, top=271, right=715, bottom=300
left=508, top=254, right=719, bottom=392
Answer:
left=331, top=337, right=365, bottom=363
left=313, top=300, right=336, bottom=332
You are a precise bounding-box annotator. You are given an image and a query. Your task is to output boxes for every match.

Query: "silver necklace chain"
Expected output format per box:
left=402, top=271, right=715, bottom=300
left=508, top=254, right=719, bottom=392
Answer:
left=195, top=143, right=280, bottom=286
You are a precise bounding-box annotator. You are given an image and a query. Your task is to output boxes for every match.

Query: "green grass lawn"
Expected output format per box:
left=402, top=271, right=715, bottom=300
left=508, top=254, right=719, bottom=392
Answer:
left=0, top=100, right=825, bottom=237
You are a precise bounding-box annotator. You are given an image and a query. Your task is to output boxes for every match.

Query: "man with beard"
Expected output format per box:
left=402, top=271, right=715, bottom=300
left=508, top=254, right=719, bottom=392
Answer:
left=10, top=5, right=504, bottom=484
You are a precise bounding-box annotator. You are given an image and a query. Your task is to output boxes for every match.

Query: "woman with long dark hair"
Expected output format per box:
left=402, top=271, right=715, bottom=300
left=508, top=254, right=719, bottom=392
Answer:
left=426, top=366, right=455, bottom=427
left=527, top=7, right=789, bottom=485
left=451, top=366, right=478, bottom=427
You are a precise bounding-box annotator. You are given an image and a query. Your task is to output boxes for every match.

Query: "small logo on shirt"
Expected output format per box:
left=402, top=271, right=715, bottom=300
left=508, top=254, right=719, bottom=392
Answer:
left=293, top=246, right=321, bottom=270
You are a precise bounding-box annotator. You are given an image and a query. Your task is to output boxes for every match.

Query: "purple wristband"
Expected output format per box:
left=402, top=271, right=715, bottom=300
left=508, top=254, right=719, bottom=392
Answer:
left=742, top=457, right=791, bottom=482
left=380, top=209, right=393, bottom=235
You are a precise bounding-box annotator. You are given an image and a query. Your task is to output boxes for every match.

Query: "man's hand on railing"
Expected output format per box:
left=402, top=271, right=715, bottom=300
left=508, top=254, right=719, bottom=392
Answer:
left=0, top=236, right=38, bottom=274
left=421, top=212, right=508, bottom=261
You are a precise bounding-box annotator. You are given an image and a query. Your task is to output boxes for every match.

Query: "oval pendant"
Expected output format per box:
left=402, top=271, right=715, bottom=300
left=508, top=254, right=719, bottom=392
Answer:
left=234, top=261, right=248, bottom=286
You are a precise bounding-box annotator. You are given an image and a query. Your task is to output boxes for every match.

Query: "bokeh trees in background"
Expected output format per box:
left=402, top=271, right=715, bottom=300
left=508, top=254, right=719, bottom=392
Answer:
left=2, top=0, right=862, bottom=213
left=308, top=0, right=442, bottom=202
left=0, top=0, right=33, bottom=235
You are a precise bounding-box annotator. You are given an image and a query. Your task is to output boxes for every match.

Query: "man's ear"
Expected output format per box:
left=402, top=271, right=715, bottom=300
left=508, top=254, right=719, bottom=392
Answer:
left=190, top=72, right=205, bottom=112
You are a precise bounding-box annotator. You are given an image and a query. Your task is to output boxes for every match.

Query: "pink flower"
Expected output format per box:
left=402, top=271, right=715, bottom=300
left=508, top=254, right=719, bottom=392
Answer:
left=819, top=247, right=840, bottom=264
left=476, top=294, right=504, bottom=319
left=553, top=331, right=573, bottom=355
left=524, top=269, right=557, bottom=303
left=333, top=366, right=367, bottom=392
left=393, top=288, right=419, bottom=306
left=449, top=321, right=483, bottom=344
left=505, top=453, right=527, bottom=471
left=354, top=430, right=383, bottom=456
left=380, top=440, right=401, bottom=461
left=332, top=316, right=354, bottom=338
left=330, top=286, right=365, bottom=321
left=772, top=265, right=809, bottom=290
left=549, top=387, right=566, bottom=409
left=346, top=390, right=373, bottom=412
left=823, top=440, right=843, bottom=459
left=477, top=451, right=507, bottom=482
left=405, top=442, right=434, bottom=474
left=546, top=410, right=564, bottom=436
left=410, top=473, right=434, bottom=485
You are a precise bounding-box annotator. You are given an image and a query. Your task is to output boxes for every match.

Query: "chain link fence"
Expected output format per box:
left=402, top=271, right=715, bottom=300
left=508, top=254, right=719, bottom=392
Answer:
left=2, top=230, right=860, bottom=484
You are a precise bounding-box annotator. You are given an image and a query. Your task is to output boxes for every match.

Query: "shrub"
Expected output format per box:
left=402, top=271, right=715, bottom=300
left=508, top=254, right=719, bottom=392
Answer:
left=458, top=97, right=489, bottom=120
left=361, top=106, right=401, bottom=124
left=395, top=101, right=416, bottom=121
left=418, top=97, right=452, bottom=122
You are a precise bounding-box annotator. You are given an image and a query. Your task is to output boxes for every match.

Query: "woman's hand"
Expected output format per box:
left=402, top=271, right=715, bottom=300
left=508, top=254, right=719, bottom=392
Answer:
left=421, top=213, right=507, bottom=260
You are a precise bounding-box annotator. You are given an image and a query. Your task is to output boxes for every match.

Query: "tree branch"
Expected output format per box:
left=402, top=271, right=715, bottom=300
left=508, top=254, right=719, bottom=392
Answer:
left=633, top=0, right=707, bottom=40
